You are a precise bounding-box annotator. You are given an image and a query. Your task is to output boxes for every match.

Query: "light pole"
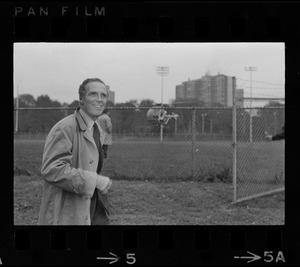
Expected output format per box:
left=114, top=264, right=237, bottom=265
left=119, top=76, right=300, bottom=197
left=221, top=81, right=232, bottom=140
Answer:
left=156, top=66, right=169, bottom=142
left=244, top=66, right=257, bottom=142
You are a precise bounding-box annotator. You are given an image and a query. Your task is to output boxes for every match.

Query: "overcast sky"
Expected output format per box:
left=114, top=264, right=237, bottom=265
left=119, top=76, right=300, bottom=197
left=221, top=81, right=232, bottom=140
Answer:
left=14, top=43, right=285, bottom=104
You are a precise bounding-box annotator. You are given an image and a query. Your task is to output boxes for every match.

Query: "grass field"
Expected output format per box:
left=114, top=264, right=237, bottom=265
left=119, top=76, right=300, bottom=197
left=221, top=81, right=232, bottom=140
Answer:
left=14, top=136, right=284, bottom=225
left=14, top=137, right=284, bottom=184
left=14, top=138, right=233, bottom=181
left=14, top=175, right=284, bottom=225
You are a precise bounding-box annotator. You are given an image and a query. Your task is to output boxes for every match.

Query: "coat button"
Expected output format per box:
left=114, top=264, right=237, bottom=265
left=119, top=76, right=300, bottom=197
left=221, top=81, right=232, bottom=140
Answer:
left=89, top=160, right=93, bottom=164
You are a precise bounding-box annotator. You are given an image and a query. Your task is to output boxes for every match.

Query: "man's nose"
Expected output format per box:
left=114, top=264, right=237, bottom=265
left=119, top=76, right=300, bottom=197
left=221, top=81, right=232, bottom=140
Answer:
left=96, top=94, right=104, bottom=101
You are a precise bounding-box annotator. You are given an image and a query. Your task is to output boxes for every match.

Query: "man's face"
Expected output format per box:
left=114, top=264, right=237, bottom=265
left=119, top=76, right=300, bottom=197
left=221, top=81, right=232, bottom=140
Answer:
left=81, top=81, right=108, bottom=121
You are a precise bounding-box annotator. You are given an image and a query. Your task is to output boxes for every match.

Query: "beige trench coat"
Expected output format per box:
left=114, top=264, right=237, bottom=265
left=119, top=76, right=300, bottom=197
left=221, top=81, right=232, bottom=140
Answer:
left=38, top=108, right=109, bottom=225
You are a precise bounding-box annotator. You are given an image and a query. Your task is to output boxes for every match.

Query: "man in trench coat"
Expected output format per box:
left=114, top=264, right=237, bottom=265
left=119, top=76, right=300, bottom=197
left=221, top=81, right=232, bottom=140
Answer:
left=38, top=78, right=112, bottom=225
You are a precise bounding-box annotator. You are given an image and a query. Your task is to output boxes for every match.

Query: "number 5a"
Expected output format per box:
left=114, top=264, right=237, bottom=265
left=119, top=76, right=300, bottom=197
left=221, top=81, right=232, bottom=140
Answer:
left=126, top=253, right=136, bottom=265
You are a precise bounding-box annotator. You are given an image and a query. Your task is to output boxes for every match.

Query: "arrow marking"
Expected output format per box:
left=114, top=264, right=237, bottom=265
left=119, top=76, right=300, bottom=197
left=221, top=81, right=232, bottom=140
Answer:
left=97, top=252, right=120, bottom=264
left=234, top=251, right=261, bottom=263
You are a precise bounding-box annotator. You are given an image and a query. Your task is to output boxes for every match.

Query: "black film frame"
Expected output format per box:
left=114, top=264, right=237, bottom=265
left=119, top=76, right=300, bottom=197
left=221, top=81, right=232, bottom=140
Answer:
left=2, top=0, right=299, bottom=266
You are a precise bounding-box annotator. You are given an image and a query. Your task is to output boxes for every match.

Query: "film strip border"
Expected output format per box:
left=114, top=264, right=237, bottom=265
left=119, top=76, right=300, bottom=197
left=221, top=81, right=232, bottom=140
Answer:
left=5, top=227, right=287, bottom=265
left=11, top=2, right=288, bottom=41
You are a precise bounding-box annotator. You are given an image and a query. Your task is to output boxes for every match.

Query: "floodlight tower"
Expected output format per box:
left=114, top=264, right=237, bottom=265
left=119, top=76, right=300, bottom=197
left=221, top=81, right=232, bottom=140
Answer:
left=156, top=66, right=169, bottom=142
left=156, top=67, right=169, bottom=108
left=244, top=66, right=257, bottom=142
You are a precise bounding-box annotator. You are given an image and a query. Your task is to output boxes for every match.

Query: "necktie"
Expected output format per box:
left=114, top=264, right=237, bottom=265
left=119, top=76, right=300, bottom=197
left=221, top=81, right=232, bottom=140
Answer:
left=93, top=123, right=103, bottom=174
left=91, top=123, right=108, bottom=224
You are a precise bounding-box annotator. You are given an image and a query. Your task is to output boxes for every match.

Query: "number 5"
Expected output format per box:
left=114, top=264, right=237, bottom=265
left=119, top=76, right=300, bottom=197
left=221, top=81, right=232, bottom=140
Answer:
left=126, top=253, right=136, bottom=265
left=264, top=251, right=274, bottom=263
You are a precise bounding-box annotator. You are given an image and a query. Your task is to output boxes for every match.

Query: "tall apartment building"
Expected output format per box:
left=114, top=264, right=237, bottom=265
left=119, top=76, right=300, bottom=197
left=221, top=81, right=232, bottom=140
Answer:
left=106, top=85, right=115, bottom=104
left=175, top=74, right=242, bottom=107
left=175, top=78, right=202, bottom=101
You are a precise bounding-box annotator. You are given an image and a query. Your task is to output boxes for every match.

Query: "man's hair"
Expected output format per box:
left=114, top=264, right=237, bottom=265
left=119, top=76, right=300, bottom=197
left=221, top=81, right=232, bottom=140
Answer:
left=78, top=78, right=108, bottom=101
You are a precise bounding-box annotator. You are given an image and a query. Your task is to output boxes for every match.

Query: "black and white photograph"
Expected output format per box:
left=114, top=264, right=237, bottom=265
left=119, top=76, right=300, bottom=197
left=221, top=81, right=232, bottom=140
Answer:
left=13, top=42, right=285, bottom=225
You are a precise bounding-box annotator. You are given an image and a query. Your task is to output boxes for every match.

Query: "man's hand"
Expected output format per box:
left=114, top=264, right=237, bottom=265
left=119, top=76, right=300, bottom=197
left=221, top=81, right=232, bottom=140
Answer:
left=102, top=178, right=112, bottom=194
left=96, top=175, right=112, bottom=194
left=265, top=131, right=273, bottom=141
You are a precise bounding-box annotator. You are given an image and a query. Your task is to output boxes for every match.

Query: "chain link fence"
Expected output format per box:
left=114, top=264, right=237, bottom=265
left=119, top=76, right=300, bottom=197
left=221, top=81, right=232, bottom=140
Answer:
left=14, top=107, right=233, bottom=183
left=233, top=98, right=285, bottom=202
left=14, top=101, right=284, bottom=202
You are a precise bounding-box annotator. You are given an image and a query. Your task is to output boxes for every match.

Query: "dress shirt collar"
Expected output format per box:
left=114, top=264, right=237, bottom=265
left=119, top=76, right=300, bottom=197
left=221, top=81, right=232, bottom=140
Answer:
left=79, top=108, right=95, bottom=131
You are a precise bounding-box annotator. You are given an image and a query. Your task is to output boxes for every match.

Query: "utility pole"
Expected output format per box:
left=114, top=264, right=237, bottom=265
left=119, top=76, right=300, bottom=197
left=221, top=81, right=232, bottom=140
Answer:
left=244, top=66, right=257, bottom=142
left=156, top=66, right=169, bottom=142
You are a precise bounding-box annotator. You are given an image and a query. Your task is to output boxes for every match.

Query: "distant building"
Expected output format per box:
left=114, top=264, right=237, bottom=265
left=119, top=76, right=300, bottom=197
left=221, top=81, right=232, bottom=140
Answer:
left=106, top=85, right=115, bottom=104
left=175, top=78, right=202, bottom=102
left=175, top=74, right=244, bottom=107
left=211, top=74, right=233, bottom=106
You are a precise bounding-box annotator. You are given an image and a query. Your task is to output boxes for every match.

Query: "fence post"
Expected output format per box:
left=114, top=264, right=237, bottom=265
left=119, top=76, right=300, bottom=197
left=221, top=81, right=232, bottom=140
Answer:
left=160, top=124, right=164, bottom=142
left=191, top=108, right=196, bottom=178
left=232, top=77, right=237, bottom=202
left=15, top=100, right=19, bottom=133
